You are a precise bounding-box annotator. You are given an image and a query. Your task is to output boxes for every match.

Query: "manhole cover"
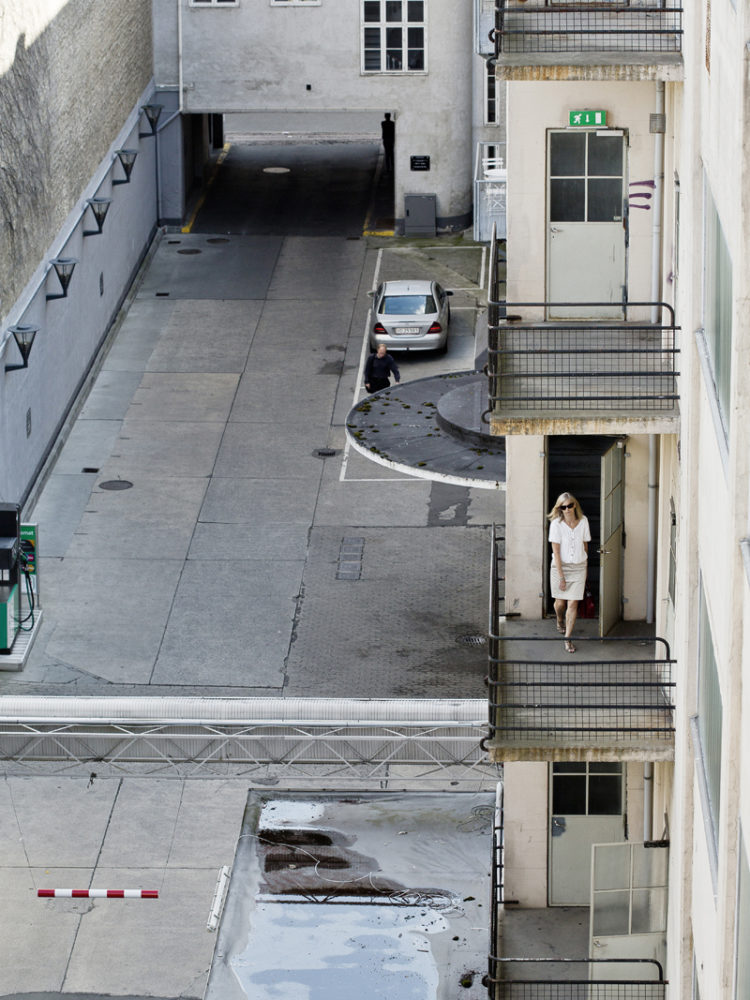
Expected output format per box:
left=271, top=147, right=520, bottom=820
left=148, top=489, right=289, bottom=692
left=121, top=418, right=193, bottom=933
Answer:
left=314, top=448, right=338, bottom=458
left=264, top=166, right=291, bottom=174
left=178, top=248, right=202, bottom=255
left=99, top=480, right=133, bottom=491
left=456, top=634, right=486, bottom=646
left=207, top=237, right=230, bottom=244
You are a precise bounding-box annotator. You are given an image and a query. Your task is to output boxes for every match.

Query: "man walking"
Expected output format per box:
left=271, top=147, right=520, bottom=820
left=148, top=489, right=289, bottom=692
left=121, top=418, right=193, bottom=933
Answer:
left=365, top=344, right=401, bottom=393
left=381, top=112, right=395, bottom=173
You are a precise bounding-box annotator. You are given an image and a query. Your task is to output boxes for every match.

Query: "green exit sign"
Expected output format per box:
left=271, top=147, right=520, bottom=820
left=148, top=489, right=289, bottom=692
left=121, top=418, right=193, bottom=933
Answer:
left=569, top=110, right=607, bottom=127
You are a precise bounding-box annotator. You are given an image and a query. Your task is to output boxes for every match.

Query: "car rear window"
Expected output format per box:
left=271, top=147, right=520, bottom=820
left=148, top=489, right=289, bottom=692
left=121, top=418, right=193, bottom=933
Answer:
left=381, top=294, right=436, bottom=315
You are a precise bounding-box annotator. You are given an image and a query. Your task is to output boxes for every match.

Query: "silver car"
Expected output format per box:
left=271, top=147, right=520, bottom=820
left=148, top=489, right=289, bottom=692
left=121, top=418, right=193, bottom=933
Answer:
left=369, top=279, right=452, bottom=352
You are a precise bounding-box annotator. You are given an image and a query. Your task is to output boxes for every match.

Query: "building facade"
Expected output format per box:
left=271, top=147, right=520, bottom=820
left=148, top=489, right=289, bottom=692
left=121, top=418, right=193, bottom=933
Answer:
left=485, top=0, right=750, bottom=991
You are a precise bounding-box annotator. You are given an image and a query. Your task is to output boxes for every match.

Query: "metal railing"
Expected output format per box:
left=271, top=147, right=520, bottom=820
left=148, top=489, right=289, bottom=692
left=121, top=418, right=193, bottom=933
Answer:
left=491, top=2, right=683, bottom=55
left=490, top=782, right=505, bottom=961
left=487, top=300, right=680, bottom=414
left=487, top=636, right=675, bottom=747
left=487, top=959, right=667, bottom=999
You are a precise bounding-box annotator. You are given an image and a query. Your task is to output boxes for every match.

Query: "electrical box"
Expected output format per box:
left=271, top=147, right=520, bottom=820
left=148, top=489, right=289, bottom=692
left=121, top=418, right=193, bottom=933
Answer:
left=404, top=194, right=437, bottom=237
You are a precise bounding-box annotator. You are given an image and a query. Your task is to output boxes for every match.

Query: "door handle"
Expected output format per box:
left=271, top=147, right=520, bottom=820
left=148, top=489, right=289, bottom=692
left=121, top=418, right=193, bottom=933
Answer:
left=551, top=816, right=566, bottom=836
left=550, top=227, right=561, bottom=234
left=598, top=548, right=610, bottom=555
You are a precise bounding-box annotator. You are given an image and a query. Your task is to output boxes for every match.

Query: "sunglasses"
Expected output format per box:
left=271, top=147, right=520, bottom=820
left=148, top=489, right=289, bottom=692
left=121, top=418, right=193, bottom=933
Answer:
left=560, top=503, right=575, bottom=510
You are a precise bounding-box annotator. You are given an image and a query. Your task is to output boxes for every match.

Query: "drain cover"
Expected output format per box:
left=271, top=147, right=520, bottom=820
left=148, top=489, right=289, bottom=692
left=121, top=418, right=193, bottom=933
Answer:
left=314, top=448, right=338, bottom=458
left=207, top=237, right=230, bottom=244
left=99, top=480, right=133, bottom=491
left=178, top=248, right=201, bottom=255
left=456, top=634, right=486, bottom=646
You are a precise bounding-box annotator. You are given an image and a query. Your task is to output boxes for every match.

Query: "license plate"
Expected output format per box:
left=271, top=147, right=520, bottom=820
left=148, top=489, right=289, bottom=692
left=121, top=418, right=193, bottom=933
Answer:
left=394, top=326, right=418, bottom=335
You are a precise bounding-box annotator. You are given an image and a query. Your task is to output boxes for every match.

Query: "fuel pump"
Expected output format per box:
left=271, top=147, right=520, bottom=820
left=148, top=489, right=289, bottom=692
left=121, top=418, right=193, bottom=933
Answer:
left=0, top=503, right=20, bottom=654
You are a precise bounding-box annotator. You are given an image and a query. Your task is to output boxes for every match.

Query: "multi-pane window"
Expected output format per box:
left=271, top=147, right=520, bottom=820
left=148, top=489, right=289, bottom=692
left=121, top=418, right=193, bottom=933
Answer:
left=549, top=131, right=624, bottom=223
left=697, top=585, right=723, bottom=843
left=486, top=61, right=498, bottom=125
left=363, top=1, right=426, bottom=72
left=552, top=762, right=623, bottom=815
left=190, top=0, right=238, bottom=6
left=704, top=185, right=733, bottom=434
left=271, top=0, right=320, bottom=5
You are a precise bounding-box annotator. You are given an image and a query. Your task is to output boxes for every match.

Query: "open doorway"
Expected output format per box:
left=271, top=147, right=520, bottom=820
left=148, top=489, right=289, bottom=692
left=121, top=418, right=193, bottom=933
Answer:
left=547, top=435, right=626, bottom=636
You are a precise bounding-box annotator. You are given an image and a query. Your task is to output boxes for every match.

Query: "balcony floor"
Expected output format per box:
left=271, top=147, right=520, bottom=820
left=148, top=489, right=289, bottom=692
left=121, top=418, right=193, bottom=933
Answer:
left=499, top=906, right=590, bottom=972
left=488, top=618, right=675, bottom=762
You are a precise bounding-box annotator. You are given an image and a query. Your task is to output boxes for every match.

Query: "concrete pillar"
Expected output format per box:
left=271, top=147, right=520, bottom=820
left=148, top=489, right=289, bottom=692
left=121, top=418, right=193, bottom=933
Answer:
left=504, top=762, right=548, bottom=907
left=504, top=435, right=546, bottom=619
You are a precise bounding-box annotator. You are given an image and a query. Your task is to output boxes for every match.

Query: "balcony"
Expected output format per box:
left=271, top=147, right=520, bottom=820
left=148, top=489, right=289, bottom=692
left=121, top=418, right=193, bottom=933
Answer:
left=488, top=785, right=669, bottom=999
left=488, top=0, right=683, bottom=81
left=485, top=530, right=676, bottom=763
left=486, top=297, right=680, bottom=436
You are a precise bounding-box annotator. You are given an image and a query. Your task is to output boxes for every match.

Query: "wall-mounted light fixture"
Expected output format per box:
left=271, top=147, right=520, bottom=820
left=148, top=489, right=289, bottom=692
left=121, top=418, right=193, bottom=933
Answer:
left=113, top=148, right=138, bottom=185
left=46, top=258, right=78, bottom=301
left=82, top=197, right=113, bottom=236
left=139, top=104, right=164, bottom=138
left=5, top=324, right=38, bottom=374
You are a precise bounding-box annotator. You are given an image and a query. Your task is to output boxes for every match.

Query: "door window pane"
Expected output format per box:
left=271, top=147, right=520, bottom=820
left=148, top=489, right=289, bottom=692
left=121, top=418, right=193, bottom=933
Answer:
left=385, top=0, right=401, bottom=18
left=550, top=179, right=585, bottom=221
left=364, top=1, right=380, bottom=19
left=553, top=774, right=586, bottom=814
left=592, top=890, right=630, bottom=935
left=589, top=774, right=623, bottom=814
left=408, top=0, right=424, bottom=17
left=550, top=132, right=585, bottom=176
left=588, top=133, right=623, bottom=176
left=588, top=178, right=623, bottom=222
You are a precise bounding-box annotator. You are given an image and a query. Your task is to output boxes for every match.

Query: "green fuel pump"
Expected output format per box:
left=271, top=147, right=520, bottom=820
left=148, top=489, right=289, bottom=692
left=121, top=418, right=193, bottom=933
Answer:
left=0, top=503, right=21, bottom=654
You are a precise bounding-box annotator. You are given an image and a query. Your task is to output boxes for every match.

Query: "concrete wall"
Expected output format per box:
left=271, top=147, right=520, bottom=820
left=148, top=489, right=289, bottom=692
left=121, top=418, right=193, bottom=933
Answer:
left=0, top=3, right=158, bottom=504
left=505, top=80, right=661, bottom=315
left=0, top=1, right=153, bottom=313
left=152, top=0, right=474, bottom=229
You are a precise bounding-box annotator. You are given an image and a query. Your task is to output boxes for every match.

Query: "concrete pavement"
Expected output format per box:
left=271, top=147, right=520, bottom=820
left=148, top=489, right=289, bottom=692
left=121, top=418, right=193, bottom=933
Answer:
left=0, top=211, right=502, bottom=996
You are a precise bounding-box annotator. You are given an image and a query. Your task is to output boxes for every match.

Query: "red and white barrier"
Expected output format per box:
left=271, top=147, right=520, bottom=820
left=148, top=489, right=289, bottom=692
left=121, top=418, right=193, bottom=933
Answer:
left=38, top=889, right=158, bottom=899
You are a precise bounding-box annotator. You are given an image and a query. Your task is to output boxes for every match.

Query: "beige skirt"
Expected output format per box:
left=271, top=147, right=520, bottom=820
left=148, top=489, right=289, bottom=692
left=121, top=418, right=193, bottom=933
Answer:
left=550, top=560, right=587, bottom=601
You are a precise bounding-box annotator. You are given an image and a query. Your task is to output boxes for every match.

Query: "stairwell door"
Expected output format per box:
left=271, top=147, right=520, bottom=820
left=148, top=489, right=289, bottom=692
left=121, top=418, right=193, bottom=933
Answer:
left=549, top=762, right=625, bottom=906
left=599, top=440, right=625, bottom=636
left=547, top=130, right=627, bottom=319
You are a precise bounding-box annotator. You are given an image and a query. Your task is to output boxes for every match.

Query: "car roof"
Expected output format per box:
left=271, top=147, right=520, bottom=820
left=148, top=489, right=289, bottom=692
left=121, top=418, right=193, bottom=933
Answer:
left=380, top=280, right=435, bottom=295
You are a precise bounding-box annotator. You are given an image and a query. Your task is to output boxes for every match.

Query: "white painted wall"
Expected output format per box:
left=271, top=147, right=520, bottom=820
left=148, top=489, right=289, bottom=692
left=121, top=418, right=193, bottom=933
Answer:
left=504, top=762, right=549, bottom=907
left=505, top=80, right=661, bottom=317
left=152, top=0, right=474, bottom=228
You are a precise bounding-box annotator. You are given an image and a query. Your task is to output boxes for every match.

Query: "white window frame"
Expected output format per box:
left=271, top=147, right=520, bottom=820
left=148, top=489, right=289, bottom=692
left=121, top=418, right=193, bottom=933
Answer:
left=702, top=179, right=733, bottom=438
left=696, top=582, right=723, bottom=858
left=361, top=1, right=427, bottom=74
left=189, top=0, right=239, bottom=7
left=271, top=0, right=320, bottom=5
left=485, top=60, right=498, bottom=126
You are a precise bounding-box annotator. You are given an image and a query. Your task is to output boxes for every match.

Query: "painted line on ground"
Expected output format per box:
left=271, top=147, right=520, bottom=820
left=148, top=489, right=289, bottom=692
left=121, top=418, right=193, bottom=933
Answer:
left=181, top=143, right=231, bottom=234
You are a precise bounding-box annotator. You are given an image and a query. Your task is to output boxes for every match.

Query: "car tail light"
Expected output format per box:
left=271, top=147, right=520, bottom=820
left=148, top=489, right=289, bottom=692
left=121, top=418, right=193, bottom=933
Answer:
left=428, top=322, right=442, bottom=333
left=373, top=323, right=386, bottom=334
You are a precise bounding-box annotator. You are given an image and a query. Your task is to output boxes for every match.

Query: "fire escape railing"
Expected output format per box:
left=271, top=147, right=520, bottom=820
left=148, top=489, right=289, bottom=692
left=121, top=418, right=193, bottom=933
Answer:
left=487, top=636, right=675, bottom=745
left=486, top=958, right=667, bottom=999
left=486, top=303, right=680, bottom=414
left=490, top=2, right=683, bottom=55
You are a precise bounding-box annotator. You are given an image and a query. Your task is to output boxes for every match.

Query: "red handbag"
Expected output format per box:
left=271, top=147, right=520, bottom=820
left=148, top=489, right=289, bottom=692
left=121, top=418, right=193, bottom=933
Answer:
left=579, top=583, right=596, bottom=619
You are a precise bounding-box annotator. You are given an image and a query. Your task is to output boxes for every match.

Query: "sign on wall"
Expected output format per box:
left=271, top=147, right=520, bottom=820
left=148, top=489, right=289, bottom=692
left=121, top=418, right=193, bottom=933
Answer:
left=568, top=110, right=607, bottom=127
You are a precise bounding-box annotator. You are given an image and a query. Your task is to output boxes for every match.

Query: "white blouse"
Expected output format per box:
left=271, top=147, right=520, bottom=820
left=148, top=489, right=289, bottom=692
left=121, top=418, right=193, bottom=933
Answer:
left=549, top=515, right=591, bottom=564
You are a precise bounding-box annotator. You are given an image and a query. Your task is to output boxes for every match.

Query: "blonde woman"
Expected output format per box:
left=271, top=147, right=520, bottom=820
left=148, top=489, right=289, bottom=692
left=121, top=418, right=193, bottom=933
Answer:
left=548, top=492, right=591, bottom=653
